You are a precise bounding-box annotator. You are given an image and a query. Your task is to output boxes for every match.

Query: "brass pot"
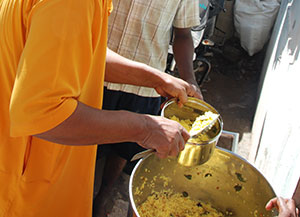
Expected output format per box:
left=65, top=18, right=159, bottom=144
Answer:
left=161, top=97, right=223, bottom=166
left=129, top=147, right=278, bottom=217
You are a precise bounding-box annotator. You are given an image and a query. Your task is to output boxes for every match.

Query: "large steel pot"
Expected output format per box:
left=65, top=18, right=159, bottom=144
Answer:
left=161, top=97, right=223, bottom=166
left=129, top=147, right=278, bottom=217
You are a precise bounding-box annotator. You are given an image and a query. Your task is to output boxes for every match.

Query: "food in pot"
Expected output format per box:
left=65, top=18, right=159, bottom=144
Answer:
left=170, top=111, right=218, bottom=143
left=137, top=189, right=224, bottom=217
left=189, top=111, right=219, bottom=136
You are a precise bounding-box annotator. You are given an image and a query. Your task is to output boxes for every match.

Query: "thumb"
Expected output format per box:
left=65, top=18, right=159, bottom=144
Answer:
left=265, top=198, right=279, bottom=211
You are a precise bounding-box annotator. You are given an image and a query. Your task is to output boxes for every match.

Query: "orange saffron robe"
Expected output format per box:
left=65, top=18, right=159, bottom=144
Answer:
left=0, top=0, right=112, bottom=216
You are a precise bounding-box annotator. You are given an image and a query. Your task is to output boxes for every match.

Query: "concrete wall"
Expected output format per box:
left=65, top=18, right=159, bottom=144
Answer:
left=249, top=0, right=300, bottom=199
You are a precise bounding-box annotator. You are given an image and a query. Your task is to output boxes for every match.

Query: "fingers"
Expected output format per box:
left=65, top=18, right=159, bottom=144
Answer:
left=168, top=136, right=181, bottom=157
left=278, top=197, right=288, bottom=214
left=158, top=76, right=203, bottom=107
left=170, top=124, right=188, bottom=155
left=177, top=84, right=203, bottom=107
left=179, top=134, right=186, bottom=151
left=140, top=115, right=188, bottom=160
left=266, top=197, right=279, bottom=210
left=155, top=151, right=169, bottom=159
left=191, top=84, right=203, bottom=100
left=284, top=198, right=297, bottom=216
left=285, top=198, right=296, bottom=210
left=176, top=90, right=188, bottom=108
left=266, top=197, right=298, bottom=217
left=278, top=197, right=296, bottom=212
left=181, top=127, right=190, bottom=142
left=156, top=129, right=186, bottom=159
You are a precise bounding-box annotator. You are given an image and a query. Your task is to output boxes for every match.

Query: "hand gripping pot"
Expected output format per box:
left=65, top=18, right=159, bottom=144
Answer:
left=161, top=97, right=223, bottom=166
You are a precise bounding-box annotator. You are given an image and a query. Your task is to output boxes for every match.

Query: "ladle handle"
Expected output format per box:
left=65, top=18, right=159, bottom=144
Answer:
left=130, top=149, right=155, bottom=161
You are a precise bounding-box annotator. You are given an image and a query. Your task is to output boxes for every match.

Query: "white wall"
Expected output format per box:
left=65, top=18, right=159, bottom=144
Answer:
left=250, top=0, right=300, bottom=198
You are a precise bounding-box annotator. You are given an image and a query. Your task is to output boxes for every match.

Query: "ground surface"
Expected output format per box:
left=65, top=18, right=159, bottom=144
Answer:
left=103, top=37, right=266, bottom=217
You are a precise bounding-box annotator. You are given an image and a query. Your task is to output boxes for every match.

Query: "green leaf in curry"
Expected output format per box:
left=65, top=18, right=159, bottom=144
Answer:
left=235, top=172, right=246, bottom=182
left=182, top=191, right=189, bottom=197
left=184, top=174, right=192, bottom=180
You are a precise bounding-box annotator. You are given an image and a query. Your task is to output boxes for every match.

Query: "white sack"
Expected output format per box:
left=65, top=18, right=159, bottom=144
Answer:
left=234, top=0, right=280, bottom=56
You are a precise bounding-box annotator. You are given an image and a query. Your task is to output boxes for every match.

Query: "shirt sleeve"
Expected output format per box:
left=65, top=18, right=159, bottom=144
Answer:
left=10, top=0, right=94, bottom=137
left=173, top=0, right=200, bottom=28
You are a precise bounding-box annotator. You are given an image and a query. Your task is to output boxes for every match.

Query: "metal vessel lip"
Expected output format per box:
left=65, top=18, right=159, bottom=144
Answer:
left=161, top=97, right=224, bottom=146
left=129, top=156, right=147, bottom=217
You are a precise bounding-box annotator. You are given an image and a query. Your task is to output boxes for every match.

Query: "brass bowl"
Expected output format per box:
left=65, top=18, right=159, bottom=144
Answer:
left=161, top=97, right=223, bottom=166
left=129, top=147, right=278, bottom=217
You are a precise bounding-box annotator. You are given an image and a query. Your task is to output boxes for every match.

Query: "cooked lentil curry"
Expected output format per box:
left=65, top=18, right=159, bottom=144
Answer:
left=170, top=111, right=218, bottom=143
left=137, top=190, right=224, bottom=217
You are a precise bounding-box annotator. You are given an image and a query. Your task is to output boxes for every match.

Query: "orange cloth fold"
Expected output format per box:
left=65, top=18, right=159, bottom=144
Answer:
left=0, top=0, right=110, bottom=216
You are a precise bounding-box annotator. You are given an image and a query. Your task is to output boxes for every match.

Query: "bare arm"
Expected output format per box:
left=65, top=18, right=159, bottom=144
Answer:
left=105, top=48, right=165, bottom=89
left=35, top=102, right=190, bottom=158
left=172, top=27, right=203, bottom=99
left=105, top=48, right=202, bottom=104
left=35, top=102, right=146, bottom=146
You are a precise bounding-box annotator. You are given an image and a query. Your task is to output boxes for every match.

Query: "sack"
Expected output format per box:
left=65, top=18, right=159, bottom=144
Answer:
left=234, top=0, right=280, bottom=56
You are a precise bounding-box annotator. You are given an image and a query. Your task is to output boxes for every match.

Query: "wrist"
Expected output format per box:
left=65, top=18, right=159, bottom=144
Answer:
left=179, top=73, right=196, bottom=82
left=142, top=64, right=168, bottom=88
left=134, top=114, right=152, bottom=145
left=127, top=111, right=148, bottom=142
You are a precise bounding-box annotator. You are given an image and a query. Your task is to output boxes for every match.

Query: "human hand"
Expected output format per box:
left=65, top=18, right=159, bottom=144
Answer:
left=265, top=197, right=299, bottom=217
left=137, top=115, right=190, bottom=159
left=154, top=74, right=203, bottom=107
left=185, top=78, right=203, bottom=100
